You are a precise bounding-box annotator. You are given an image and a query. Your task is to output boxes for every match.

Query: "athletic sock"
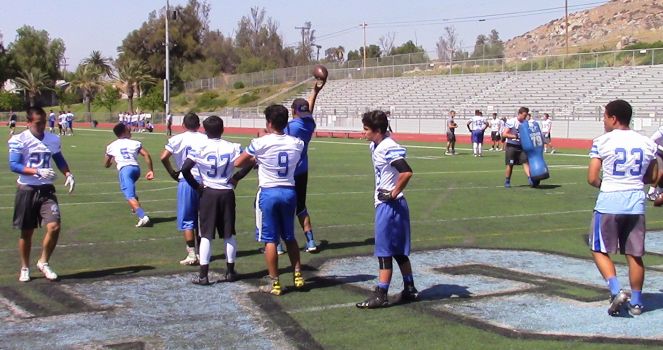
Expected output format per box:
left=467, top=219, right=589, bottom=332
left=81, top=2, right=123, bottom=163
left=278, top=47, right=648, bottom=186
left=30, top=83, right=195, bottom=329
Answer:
left=607, top=276, right=621, bottom=296
left=199, top=264, right=209, bottom=278
left=377, top=282, right=390, bottom=292
left=135, top=207, right=145, bottom=219
left=224, top=236, right=237, bottom=263
left=630, top=290, right=642, bottom=305
left=185, top=240, right=195, bottom=249
left=505, top=177, right=511, bottom=183
left=304, top=230, right=314, bottom=242
left=200, top=238, right=212, bottom=265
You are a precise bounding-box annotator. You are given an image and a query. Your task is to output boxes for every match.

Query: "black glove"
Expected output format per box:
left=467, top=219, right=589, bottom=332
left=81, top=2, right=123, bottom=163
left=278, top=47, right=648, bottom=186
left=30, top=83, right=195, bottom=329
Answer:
left=377, top=188, right=393, bottom=202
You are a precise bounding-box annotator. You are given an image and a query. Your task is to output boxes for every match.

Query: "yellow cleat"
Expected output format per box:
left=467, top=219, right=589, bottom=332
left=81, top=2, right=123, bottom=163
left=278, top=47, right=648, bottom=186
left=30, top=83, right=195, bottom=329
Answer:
left=293, top=271, right=305, bottom=289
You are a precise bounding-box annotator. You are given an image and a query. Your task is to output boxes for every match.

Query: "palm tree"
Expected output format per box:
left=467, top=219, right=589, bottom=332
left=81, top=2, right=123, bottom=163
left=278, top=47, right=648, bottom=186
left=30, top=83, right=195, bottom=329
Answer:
left=14, top=68, right=52, bottom=107
left=82, top=50, right=113, bottom=78
left=115, top=60, right=157, bottom=114
left=68, top=64, right=104, bottom=119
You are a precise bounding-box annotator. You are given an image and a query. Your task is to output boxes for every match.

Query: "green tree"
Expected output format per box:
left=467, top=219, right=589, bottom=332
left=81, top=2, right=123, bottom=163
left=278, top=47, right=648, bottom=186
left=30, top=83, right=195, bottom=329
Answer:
left=347, top=45, right=381, bottom=61
left=0, top=32, right=16, bottom=84
left=488, top=29, right=505, bottom=58
left=0, top=91, right=22, bottom=111
left=202, top=30, right=239, bottom=74
left=137, top=89, right=164, bottom=114
left=7, top=26, right=65, bottom=82
left=116, top=59, right=157, bottom=114
left=390, top=40, right=425, bottom=55
left=55, top=88, right=79, bottom=111
left=234, top=7, right=294, bottom=72
left=118, top=0, right=209, bottom=88
left=324, top=46, right=345, bottom=63
left=471, top=34, right=489, bottom=59
left=94, top=85, right=121, bottom=117
left=68, top=64, right=104, bottom=117
left=14, top=68, right=52, bottom=107
left=82, top=50, right=114, bottom=78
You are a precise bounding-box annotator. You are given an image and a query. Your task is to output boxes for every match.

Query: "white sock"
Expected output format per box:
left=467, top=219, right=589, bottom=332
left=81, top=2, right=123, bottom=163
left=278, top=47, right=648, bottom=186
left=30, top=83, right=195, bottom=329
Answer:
left=199, top=237, right=212, bottom=265
left=472, top=143, right=478, bottom=154
left=224, top=236, right=237, bottom=264
left=478, top=144, right=482, bottom=155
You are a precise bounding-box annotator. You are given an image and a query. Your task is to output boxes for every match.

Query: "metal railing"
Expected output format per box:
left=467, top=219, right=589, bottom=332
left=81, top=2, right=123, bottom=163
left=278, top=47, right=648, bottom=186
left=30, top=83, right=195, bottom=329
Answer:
left=184, top=48, right=663, bottom=91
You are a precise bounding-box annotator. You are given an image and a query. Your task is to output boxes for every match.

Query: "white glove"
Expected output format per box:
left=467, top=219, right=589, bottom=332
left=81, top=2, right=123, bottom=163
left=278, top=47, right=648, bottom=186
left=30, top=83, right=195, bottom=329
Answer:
left=35, top=168, right=57, bottom=180
left=64, top=174, right=75, bottom=193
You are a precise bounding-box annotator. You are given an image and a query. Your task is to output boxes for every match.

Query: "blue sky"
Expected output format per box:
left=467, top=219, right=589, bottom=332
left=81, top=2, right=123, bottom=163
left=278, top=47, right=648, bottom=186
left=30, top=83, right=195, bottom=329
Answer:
left=0, top=0, right=606, bottom=69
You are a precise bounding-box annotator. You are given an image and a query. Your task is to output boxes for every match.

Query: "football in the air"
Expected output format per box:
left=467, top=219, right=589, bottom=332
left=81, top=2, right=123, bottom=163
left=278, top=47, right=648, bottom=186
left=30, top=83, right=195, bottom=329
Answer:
left=312, top=64, right=328, bottom=81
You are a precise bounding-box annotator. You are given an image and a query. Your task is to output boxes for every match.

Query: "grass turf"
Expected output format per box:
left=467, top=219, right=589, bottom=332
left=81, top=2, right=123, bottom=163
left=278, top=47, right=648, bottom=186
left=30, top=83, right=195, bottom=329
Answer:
left=1, top=126, right=662, bottom=349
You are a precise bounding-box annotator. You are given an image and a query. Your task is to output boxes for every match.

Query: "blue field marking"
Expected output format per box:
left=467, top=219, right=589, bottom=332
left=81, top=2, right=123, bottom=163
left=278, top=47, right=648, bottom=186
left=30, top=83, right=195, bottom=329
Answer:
left=0, top=274, right=292, bottom=349
left=319, top=248, right=663, bottom=342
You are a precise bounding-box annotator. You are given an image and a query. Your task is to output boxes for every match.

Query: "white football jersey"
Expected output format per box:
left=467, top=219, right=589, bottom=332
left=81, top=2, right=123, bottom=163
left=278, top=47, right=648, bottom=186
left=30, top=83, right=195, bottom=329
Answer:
left=8, top=130, right=62, bottom=186
left=470, top=116, right=486, bottom=131
left=106, top=138, right=142, bottom=170
left=188, top=138, right=242, bottom=190
left=246, top=133, right=303, bottom=188
left=165, top=131, right=207, bottom=180
left=590, top=129, right=656, bottom=192
left=650, top=125, right=663, bottom=147
left=504, top=118, right=521, bottom=145
left=371, top=137, right=407, bottom=207
left=59, top=114, right=67, bottom=126
left=540, top=119, right=552, bottom=133
left=489, top=118, right=500, bottom=132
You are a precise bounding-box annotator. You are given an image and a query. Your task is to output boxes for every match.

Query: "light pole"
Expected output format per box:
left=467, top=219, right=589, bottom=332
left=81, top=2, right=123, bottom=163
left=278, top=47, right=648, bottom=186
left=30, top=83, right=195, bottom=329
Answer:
left=360, top=22, right=368, bottom=70
left=311, top=44, right=322, bottom=62
left=164, top=0, right=171, bottom=124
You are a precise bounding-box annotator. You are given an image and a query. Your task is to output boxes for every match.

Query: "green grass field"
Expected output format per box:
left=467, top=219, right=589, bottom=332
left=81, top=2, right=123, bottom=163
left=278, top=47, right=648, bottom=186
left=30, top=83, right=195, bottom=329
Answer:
left=1, top=126, right=662, bottom=349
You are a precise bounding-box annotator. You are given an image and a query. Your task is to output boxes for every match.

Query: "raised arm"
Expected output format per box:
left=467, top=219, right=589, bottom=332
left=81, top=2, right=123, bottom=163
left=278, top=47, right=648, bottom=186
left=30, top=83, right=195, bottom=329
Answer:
left=308, top=79, right=326, bottom=112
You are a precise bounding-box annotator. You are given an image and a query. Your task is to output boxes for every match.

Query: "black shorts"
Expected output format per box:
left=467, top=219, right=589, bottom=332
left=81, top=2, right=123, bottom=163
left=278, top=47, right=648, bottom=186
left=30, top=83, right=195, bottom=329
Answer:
left=13, top=184, right=60, bottom=230
left=543, top=132, right=551, bottom=144
left=505, top=143, right=528, bottom=166
left=294, top=172, right=308, bottom=216
left=198, top=188, right=236, bottom=239
left=491, top=131, right=500, bottom=141
left=446, top=132, right=456, bottom=143
left=9, top=120, right=16, bottom=127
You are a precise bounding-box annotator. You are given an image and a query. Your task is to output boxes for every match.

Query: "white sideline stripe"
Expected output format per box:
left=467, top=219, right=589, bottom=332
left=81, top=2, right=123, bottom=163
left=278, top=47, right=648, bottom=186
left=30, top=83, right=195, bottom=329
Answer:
left=0, top=209, right=590, bottom=252
left=0, top=295, right=34, bottom=319
left=0, top=183, right=579, bottom=210
left=290, top=302, right=357, bottom=314
left=0, top=165, right=585, bottom=190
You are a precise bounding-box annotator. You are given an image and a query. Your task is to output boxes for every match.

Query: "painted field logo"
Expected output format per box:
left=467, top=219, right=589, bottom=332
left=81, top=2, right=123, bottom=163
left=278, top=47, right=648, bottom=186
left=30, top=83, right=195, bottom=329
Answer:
left=318, top=248, right=663, bottom=343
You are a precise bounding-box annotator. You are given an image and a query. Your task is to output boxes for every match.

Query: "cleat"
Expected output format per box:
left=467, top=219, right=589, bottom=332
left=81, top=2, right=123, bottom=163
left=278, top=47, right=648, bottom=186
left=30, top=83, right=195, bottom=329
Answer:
left=628, top=303, right=644, bottom=316
left=356, top=287, right=389, bottom=309
left=444, top=151, right=452, bottom=155
left=259, top=276, right=282, bottom=296
left=608, top=290, right=628, bottom=316
left=223, top=271, right=238, bottom=282
left=293, top=271, right=305, bottom=289
left=504, top=180, right=511, bottom=188
left=531, top=179, right=540, bottom=188
left=19, top=267, right=30, bottom=282
left=305, top=239, right=319, bottom=253
left=191, top=275, right=210, bottom=285
left=179, top=249, right=198, bottom=265
left=550, top=149, right=556, bottom=154
left=136, top=215, right=150, bottom=227
left=400, top=285, right=419, bottom=302
left=37, top=261, right=58, bottom=281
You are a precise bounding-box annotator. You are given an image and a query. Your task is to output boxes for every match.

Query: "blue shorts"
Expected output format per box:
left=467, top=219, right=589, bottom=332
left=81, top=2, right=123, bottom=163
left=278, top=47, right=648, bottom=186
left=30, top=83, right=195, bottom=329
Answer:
left=118, top=165, right=140, bottom=200
left=471, top=130, right=485, bottom=143
left=68, top=121, right=73, bottom=128
left=374, top=197, right=411, bottom=257
left=177, top=179, right=199, bottom=231
left=48, top=121, right=54, bottom=128
left=255, top=187, right=296, bottom=243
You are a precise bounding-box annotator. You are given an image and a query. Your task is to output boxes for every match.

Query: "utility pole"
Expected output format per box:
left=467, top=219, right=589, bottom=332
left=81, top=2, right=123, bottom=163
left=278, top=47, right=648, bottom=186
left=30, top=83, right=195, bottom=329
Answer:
left=295, top=23, right=311, bottom=61
left=312, top=44, right=322, bottom=62
left=360, top=22, right=368, bottom=70
left=565, top=0, right=569, bottom=55
left=164, top=0, right=171, bottom=123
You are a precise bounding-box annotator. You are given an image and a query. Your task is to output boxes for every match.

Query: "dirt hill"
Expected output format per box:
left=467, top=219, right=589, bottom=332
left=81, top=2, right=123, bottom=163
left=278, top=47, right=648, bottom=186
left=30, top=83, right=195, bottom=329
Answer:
left=505, top=0, right=663, bottom=58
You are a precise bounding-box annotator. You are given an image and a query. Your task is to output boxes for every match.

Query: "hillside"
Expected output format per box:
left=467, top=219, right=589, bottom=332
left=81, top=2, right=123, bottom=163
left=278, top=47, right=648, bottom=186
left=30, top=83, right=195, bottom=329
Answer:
left=505, top=0, right=663, bottom=57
